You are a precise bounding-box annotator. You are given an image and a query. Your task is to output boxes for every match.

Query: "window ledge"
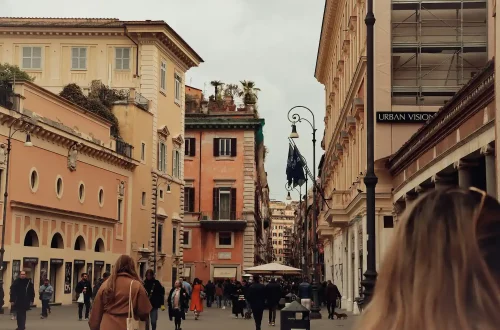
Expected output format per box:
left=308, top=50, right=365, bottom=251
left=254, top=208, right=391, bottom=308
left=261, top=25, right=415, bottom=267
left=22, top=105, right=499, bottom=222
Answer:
left=114, top=69, right=131, bottom=72
left=23, top=69, right=42, bottom=72
left=160, top=90, right=166, bottom=97
left=185, top=156, right=194, bottom=161
left=175, top=100, right=181, bottom=107
left=71, top=69, right=88, bottom=71
left=216, top=157, right=235, bottom=161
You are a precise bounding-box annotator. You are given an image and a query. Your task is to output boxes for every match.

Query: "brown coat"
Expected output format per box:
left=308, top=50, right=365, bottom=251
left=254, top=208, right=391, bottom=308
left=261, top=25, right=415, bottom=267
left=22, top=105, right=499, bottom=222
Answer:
left=89, top=273, right=152, bottom=330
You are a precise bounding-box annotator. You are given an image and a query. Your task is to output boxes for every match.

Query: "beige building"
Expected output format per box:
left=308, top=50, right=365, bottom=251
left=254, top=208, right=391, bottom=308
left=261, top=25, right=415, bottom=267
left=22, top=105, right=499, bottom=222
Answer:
left=270, top=201, right=296, bottom=265
left=315, top=0, right=490, bottom=313
left=0, top=17, right=203, bottom=287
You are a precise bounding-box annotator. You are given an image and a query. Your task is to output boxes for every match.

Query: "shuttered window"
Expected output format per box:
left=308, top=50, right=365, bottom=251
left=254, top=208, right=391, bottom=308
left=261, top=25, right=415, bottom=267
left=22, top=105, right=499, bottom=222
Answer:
left=213, top=138, right=237, bottom=157
left=185, top=138, right=196, bottom=156
left=184, top=187, right=195, bottom=212
left=212, top=187, right=237, bottom=220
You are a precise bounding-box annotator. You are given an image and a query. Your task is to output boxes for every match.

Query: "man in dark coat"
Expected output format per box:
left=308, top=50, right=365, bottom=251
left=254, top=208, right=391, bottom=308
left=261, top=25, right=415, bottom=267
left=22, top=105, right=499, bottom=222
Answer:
left=265, top=278, right=282, bottom=326
left=143, top=269, right=165, bottom=330
left=75, top=273, right=92, bottom=321
left=325, top=280, right=342, bottom=319
left=204, top=280, right=215, bottom=307
left=247, top=275, right=267, bottom=330
left=92, top=272, right=110, bottom=299
left=298, top=277, right=313, bottom=310
left=10, top=270, right=35, bottom=330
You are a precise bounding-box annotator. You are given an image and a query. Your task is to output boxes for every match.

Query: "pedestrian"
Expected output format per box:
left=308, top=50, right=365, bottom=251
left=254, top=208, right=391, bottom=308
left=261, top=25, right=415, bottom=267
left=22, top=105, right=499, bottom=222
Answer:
left=92, top=272, right=110, bottom=300
left=143, top=269, right=166, bottom=330
left=190, top=278, right=204, bottom=320
left=319, top=281, right=327, bottom=306
left=298, top=277, right=312, bottom=310
left=215, top=281, right=224, bottom=308
left=89, top=255, right=152, bottom=330
left=180, top=277, right=192, bottom=312
left=231, top=281, right=244, bottom=318
left=204, top=280, right=215, bottom=307
left=75, top=272, right=92, bottom=321
left=356, top=188, right=500, bottom=330
left=247, top=275, right=266, bottom=330
left=39, top=278, right=53, bottom=319
left=265, top=277, right=282, bottom=326
left=9, top=284, right=17, bottom=321
left=325, top=280, right=341, bottom=319
left=168, top=280, right=188, bottom=330
left=9, top=271, right=35, bottom=330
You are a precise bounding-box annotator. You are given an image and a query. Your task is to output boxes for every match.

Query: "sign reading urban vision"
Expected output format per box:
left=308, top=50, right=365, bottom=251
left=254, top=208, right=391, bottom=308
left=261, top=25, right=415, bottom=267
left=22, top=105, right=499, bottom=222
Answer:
left=376, top=112, right=436, bottom=123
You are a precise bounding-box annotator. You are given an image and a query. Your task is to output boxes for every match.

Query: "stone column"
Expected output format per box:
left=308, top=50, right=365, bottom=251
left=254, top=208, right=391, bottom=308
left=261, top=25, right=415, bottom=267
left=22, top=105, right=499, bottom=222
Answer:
left=481, top=144, right=497, bottom=197
left=454, top=160, right=475, bottom=189
left=432, top=173, right=456, bottom=189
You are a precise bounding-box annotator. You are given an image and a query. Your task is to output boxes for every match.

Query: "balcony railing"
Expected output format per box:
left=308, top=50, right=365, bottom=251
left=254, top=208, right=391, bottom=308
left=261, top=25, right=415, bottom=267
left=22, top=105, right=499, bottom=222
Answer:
left=199, top=211, right=246, bottom=231
left=134, top=91, right=149, bottom=111
left=205, top=210, right=241, bottom=221
left=0, top=87, right=20, bottom=112
left=116, top=139, right=134, bottom=158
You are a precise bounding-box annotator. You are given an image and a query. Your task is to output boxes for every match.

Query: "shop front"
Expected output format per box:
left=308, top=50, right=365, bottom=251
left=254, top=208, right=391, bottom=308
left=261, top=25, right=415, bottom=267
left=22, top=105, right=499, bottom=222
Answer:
left=22, top=257, right=38, bottom=285
left=94, top=260, right=105, bottom=283
left=212, top=267, right=237, bottom=282
left=73, top=260, right=85, bottom=301
left=50, top=259, right=64, bottom=303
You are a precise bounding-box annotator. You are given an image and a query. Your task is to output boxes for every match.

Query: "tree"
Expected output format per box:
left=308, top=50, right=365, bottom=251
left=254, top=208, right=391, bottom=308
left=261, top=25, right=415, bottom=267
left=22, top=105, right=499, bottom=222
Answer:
left=223, top=83, right=241, bottom=98
left=210, top=80, right=224, bottom=99
left=0, top=63, right=34, bottom=86
left=239, top=80, right=260, bottom=105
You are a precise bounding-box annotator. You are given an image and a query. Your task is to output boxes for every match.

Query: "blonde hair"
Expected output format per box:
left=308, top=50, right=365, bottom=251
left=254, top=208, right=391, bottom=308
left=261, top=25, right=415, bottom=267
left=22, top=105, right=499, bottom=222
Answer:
left=356, top=188, right=500, bottom=330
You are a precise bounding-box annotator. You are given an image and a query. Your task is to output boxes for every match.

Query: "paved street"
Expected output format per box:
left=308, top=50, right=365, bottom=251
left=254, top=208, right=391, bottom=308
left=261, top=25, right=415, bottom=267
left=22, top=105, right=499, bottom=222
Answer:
left=0, top=305, right=358, bottom=330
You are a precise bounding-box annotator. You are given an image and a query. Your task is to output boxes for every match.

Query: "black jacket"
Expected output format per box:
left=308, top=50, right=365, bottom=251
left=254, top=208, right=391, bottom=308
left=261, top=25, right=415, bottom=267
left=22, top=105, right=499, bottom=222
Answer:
left=265, top=281, right=282, bottom=306
left=204, top=282, right=215, bottom=296
left=10, top=278, right=35, bottom=310
left=325, top=283, right=341, bottom=302
left=298, top=282, right=312, bottom=299
left=167, top=287, right=188, bottom=321
left=92, top=279, right=103, bottom=299
left=75, top=280, right=92, bottom=301
left=144, top=279, right=165, bottom=308
left=247, top=282, right=266, bottom=310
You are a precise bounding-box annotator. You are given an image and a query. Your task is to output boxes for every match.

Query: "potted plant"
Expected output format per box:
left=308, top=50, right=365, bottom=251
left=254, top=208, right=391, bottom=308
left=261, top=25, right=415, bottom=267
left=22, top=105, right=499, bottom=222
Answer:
left=239, top=80, right=260, bottom=106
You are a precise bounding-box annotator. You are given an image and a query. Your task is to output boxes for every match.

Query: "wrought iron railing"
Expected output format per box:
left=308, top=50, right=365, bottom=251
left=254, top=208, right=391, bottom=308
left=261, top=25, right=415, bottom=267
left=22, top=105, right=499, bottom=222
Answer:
left=200, top=211, right=241, bottom=221
left=116, top=139, right=133, bottom=158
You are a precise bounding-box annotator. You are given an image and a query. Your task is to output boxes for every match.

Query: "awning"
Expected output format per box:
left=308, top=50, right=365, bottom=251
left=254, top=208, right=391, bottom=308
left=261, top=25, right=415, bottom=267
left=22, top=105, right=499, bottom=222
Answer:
left=184, top=267, right=191, bottom=277
left=213, top=267, right=237, bottom=279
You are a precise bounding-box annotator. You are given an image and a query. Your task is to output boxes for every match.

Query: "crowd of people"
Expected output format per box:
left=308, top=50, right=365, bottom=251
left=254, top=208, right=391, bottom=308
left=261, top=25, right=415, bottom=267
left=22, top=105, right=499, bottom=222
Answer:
left=6, top=188, right=500, bottom=330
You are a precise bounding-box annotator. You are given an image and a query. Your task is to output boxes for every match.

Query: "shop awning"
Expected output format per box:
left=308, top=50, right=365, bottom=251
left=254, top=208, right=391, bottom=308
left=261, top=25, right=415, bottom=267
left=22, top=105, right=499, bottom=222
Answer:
left=213, top=267, right=237, bottom=279
left=184, top=267, right=191, bottom=277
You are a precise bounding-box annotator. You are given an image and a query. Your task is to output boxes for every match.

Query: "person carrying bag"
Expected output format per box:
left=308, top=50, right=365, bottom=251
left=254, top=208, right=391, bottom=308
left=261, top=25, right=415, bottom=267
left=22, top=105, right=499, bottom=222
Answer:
left=127, top=280, right=146, bottom=330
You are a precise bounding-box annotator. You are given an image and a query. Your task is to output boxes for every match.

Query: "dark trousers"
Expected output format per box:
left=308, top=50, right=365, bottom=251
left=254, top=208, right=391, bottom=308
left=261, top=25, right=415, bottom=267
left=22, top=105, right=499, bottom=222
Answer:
left=326, top=300, right=335, bottom=317
left=173, top=309, right=183, bottom=329
left=78, top=300, right=91, bottom=319
left=16, top=308, right=27, bottom=330
left=41, top=299, right=50, bottom=317
left=207, top=294, right=214, bottom=307
left=252, top=308, right=264, bottom=330
left=268, top=305, right=277, bottom=323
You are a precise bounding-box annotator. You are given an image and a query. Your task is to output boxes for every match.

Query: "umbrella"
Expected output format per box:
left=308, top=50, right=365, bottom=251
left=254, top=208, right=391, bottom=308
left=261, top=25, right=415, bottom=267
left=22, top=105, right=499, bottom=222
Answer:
left=243, top=263, right=302, bottom=275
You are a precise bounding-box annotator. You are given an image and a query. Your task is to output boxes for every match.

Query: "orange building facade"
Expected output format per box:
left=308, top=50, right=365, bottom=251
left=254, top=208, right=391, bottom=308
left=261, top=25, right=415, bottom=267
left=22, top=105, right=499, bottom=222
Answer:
left=182, top=97, right=269, bottom=283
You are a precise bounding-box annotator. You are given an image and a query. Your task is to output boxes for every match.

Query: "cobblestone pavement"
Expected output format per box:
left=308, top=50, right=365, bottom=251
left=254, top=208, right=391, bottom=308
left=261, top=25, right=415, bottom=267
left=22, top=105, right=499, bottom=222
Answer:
left=0, top=305, right=359, bottom=329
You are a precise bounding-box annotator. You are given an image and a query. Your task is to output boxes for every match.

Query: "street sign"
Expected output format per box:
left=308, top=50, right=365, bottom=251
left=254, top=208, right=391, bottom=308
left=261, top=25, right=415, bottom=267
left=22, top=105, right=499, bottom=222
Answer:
left=376, top=111, right=436, bottom=123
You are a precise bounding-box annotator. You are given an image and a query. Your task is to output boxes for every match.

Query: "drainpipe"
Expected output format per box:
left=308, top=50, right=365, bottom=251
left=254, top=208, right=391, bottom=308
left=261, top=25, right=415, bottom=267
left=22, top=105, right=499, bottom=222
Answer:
left=123, top=25, right=140, bottom=78
left=199, top=131, right=202, bottom=213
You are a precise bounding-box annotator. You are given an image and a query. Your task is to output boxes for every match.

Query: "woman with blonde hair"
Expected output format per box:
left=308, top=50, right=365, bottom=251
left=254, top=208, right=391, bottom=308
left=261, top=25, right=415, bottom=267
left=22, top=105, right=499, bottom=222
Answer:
left=89, top=255, right=152, bottom=330
left=356, top=187, right=500, bottom=330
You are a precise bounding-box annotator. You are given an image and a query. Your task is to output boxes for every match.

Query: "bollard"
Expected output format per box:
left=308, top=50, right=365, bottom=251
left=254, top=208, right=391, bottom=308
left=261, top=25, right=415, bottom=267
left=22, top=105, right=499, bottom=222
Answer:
left=280, top=300, right=310, bottom=330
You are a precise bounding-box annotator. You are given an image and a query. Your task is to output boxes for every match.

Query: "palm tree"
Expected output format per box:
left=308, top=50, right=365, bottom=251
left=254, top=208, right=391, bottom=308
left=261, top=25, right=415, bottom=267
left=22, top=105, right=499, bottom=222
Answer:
left=240, top=80, right=261, bottom=104
left=210, top=80, right=224, bottom=98
left=224, top=83, right=241, bottom=98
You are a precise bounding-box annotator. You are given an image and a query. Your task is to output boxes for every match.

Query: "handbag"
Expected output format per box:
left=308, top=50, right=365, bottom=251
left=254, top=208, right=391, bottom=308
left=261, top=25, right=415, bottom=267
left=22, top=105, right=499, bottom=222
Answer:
left=77, top=292, right=84, bottom=304
left=126, top=280, right=146, bottom=330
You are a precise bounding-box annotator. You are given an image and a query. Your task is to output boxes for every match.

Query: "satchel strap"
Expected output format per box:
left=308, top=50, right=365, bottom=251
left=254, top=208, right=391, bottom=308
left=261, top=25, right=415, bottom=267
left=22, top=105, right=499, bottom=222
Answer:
left=128, top=280, right=135, bottom=320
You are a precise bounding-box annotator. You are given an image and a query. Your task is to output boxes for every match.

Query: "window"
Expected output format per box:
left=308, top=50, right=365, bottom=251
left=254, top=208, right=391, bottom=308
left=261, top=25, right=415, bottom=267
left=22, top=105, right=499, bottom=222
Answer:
left=158, top=142, right=166, bottom=172
left=272, top=233, right=277, bottom=237
left=185, top=138, right=195, bottom=156
left=98, top=188, right=104, bottom=206
left=279, top=233, right=283, bottom=237
left=79, top=183, right=85, bottom=203
left=158, top=224, right=163, bottom=253
left=184, top=187, right=195, bottom=212
left=213, top=138, right=237, bottom=157
left=141, top=143, right=146, bottom=161
left=159, top=189, right=164, bottom=200
left=212, top=187, right=236, bottom=220
left=219, top=190, right=231, bottom=219
left=279, top=240, right=282, bottom=245
left=172, top=227, right=177, bottom=254
left=117, top=199, right=123, bottom=222
left=174, top=73, right=182, bottom=104
left=173, top=150, right=181, bottom=178
left=22, top=47, right=42, bottom=69
left=115, top=48, right=130, bottom=70
left=160, top=61, right=166, bottom=92
left=218, top=232, right=232, bottom=246
left=183, top=231, right=190, bottom=246
left=71, top=47, right=87, bottom=70
left=141, top=192, right=146, bottom=206
left=384, top=216, right=394, bottom=228
left=55, top=176, right=63, bottom=198
left=29, top=168, right=39, bottom=192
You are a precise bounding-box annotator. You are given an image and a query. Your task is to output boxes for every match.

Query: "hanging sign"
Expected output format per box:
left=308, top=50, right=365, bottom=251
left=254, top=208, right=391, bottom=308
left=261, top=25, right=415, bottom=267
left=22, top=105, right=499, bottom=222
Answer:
left=376, top=112, right=436, bottom=123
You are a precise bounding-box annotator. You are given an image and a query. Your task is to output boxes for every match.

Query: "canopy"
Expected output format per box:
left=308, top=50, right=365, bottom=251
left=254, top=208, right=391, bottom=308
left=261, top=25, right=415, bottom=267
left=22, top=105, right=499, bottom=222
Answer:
left=243, top=263, right=302, bottom=275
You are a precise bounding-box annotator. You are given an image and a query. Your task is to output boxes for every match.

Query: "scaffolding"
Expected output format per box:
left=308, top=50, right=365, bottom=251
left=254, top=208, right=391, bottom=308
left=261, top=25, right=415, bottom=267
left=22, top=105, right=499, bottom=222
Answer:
left=392, top=0, right=488, bottom=105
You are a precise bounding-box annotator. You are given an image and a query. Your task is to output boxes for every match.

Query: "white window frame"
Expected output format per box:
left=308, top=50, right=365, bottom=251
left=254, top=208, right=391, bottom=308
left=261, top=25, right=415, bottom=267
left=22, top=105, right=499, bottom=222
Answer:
left=174, top=73, right=182, bottom=104
left=216, top=231, right=234, bottom=248
left=219, top=189, right=231, bottom=220
left=158, top=141, right=167, bottom=172
left=219, top=138, right=231, bottom=156
left=71, top=47, right=87, bottom=70
left=117, top=197, right=124, bottom=223
left=183, top=230, right=192, bottom=249
left=140, top=142, right=146, bottom=161
left=22, top=46, right=42, bottom=70
left=115, top=47, right=131, bottom=70
left=160, top=60, right=167, bottom=92
left=173, top=149, right=181, bottom=178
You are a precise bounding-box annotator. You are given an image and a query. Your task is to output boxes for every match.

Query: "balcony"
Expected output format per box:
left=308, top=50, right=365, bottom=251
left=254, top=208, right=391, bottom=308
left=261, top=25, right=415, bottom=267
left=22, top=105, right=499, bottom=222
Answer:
left=116, top=139, right=133, bottom=158
left=199, top=211, right=247, bottom=231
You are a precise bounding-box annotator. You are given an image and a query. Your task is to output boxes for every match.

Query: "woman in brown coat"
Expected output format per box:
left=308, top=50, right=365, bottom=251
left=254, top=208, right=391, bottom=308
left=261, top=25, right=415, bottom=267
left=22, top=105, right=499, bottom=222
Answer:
left=89, top=255, right=152, bottom=330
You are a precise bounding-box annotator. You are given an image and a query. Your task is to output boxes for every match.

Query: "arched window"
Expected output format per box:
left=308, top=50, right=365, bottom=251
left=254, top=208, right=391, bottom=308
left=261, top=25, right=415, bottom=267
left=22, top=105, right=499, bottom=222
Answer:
left=23, top=230, right=39, bottom=247
left=74, top=236, right=86, bottom=251
left=50, top=233, right=64, bottom=249
left=94, top=238, right=105, bottom=253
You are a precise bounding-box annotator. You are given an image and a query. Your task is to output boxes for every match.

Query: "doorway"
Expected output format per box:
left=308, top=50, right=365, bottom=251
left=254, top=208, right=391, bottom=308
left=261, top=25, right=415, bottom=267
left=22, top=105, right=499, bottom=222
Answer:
left=22, top=258, right=38, bottom=287
left=73, top=260, right=85, bottom=301
left=94, top=261, right=104, bottom=284
left=50, top=259, right=63, bottom=303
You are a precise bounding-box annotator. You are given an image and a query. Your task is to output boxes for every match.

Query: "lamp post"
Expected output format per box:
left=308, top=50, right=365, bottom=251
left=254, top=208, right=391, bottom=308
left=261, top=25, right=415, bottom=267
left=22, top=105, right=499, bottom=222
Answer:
left=153, top=177, right=171, bottom=273
left=361, top=0, right=378, bottom=307
left=0, top=119, right=33, bottom=314
left=287, top=106, right=321, bottom=319
left=285, top=183, right=302, bottom=268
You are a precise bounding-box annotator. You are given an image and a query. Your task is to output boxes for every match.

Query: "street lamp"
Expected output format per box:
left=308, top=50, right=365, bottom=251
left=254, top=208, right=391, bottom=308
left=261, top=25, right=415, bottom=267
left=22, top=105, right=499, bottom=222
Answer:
left=0, top=119, right=33, bottom=314
left=287, top=105, right=321, bottom=319
left=153, top=177, right=171, bottom=274
left=285, top=182, right=303, bottom=270
left=360, top=0, right=378, bottom=308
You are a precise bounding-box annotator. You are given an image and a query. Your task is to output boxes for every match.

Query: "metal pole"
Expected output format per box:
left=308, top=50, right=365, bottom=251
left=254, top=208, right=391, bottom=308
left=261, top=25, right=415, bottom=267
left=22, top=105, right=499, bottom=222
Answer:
left=0, top=135, right=12, bottom=314
left=153, top=179, right=158, bottom=274
left=361, top=0, right=378, bottom=307
left=310, top=128, right=321, bottom=319
left=304, top=178, right=308, bottom=276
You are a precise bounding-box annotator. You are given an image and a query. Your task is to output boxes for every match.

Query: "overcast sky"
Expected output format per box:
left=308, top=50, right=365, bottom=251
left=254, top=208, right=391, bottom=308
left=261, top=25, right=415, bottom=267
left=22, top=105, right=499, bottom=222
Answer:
left=3, top=0, right=326, bottom=202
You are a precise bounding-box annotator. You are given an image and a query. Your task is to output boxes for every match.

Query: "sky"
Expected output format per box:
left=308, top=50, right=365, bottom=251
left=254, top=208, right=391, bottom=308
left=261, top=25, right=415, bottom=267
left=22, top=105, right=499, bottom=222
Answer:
left=2, top=0, right=326, bottom=202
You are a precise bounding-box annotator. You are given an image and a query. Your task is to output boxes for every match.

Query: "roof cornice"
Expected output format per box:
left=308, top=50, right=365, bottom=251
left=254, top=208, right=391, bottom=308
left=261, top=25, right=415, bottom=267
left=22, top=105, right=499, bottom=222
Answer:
left=185, top=117, right=264, bottom=130
left=315, top=0, right=341, bottom=84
